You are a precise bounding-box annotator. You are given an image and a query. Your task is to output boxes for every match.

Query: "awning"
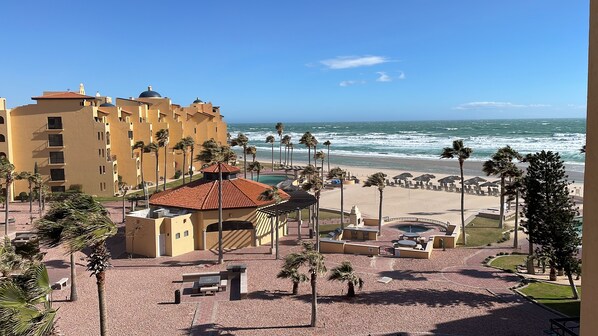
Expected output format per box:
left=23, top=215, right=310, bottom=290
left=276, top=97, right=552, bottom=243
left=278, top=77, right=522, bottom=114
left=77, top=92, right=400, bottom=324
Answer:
left=258, top=190, right=317, bottom=217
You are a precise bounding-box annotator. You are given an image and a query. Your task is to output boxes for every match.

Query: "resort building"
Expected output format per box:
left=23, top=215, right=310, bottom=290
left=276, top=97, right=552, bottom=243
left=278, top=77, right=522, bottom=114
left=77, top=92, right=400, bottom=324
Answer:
left=0, top=84, right=227, bottom=197
left=124, top=163, right=295, bottom=257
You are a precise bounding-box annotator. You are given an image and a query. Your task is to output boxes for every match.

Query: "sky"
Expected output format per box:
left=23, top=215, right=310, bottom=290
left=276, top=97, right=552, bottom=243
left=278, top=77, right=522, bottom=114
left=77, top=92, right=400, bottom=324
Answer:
left=0, top=1, right=590, bottom=123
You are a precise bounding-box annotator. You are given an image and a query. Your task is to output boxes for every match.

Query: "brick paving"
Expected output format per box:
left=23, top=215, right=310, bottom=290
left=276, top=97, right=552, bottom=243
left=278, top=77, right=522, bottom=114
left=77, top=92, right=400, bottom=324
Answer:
left=4, top=202, right=558, bottom=335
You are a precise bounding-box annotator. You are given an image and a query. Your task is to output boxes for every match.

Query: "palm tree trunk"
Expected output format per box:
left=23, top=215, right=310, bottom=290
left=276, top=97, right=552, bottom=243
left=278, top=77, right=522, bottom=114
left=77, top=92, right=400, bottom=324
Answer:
left=155, top=153, right=159, bottom=194
left=271, top=144, right=274, bottom=172
left=38, top=184, right=42, bottom=218
left=275, top=209, right=280, bottom=260
left=121, top=189, right=127, bottom=223
left=4, top=183, right=9, bottom=236
left=96, top=271, right=107, bottom=336
left=163, top=146, right=167, bottom=191
left=315, top=196, right=320, bottom=251
left=308, top=147, right=311, bottom=166
left=514, top=191, right=519, bottom=249
left=498, top=176, right=505, bottom=229
left=308, top=206, right=313, bottom=239
left=291, top=147, right=293, bottom=166
left=189, top=147, right=195, bottom=184
left=182, top=152, right=187, bottom=185
left=459, top=160, right=466, bottom=245
left=243, top=145, right=247, bottom=178
left=321, top=160, right=324, bottom=181
left=29, top=182, right=33, bottom=213
left=292, top=281, right=299, bottom=295
left=378, top=189, right=383, bottom=236
left=140, top=152, right=147, bottom=201
left=310, top=272, right=317, bottom=327
left=340, top=182, right=344, bottom=230
left=327, top=146, right=330, bottom=172
left=566, top=266, right=580, bottom=299
left=297, top=209, right=302, bottom=240
left=218, top=164, right=223, bottom=264
left=347, top=282, right=355, bottom=297
left=70, top=252, right=78, bottom=301
left=279, top=137, right=282, bottom=166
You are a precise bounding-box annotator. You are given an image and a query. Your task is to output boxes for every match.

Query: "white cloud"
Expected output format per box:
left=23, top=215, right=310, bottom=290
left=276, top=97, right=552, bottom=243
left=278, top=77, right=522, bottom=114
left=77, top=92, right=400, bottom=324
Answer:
left=376, top=72, right=391, bottom=82
left=568, top=104, right=587, bottom=110
left=339, top=80, right=365, bottom=87
left=453, top=101, right=551, bottom=110
left=321, top=56, right=390, bottom=69
left=398, top=71, right=406, bottom=80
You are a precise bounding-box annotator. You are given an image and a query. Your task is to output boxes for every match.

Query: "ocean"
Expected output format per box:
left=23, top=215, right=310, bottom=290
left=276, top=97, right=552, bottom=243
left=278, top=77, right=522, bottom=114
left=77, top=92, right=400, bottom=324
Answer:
left=227, top=118, right=586, bottom=177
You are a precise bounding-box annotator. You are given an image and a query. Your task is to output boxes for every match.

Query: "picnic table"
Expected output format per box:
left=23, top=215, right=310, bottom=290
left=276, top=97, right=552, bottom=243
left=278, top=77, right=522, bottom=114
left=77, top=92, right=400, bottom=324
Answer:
left=197, top=275, right=221, bottom=287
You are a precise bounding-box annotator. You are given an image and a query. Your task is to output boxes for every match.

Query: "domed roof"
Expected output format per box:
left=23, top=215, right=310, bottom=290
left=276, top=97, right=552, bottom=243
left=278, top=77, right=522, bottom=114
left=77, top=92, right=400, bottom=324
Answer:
left=99, top=102, right=115, bottom=107
left=193, top=97, right=203, bottom=104
left=139, top=86, right=162, bottom=98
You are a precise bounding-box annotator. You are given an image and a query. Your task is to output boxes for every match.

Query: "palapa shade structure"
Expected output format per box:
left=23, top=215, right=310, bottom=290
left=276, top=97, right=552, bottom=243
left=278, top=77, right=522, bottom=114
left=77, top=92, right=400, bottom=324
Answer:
left=393, top=172, right=413, bottom=181
left=463, top=176, right=487, bottom=185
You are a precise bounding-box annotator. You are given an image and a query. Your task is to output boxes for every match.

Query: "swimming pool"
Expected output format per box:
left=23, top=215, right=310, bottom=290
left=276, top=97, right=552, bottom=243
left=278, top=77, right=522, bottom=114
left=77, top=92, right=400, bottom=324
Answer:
left=251, top=174, right=289, bottom=186
left=397, top=224, right=430, bottom=233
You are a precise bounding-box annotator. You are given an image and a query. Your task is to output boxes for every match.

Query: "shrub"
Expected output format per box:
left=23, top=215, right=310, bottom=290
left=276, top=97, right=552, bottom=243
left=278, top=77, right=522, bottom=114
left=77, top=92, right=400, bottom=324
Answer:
left=68, top=184, right=83, bottom=192
left=18, top=192, right=28, bottom=202
left=173, top=170, right=182, bottom=179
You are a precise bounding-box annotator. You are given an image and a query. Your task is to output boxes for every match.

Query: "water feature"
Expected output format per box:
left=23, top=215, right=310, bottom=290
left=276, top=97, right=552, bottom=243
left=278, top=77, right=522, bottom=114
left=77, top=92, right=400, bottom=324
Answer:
left=251, top=174, right=289, bottom=186
left=398, top=224, right=430, bottom=233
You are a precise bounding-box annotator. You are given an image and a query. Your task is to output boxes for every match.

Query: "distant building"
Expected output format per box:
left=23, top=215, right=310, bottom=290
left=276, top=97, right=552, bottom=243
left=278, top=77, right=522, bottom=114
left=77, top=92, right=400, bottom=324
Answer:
left=125, top=163, right=291, bottom=257
left=0, top=84, right=227, bottom=197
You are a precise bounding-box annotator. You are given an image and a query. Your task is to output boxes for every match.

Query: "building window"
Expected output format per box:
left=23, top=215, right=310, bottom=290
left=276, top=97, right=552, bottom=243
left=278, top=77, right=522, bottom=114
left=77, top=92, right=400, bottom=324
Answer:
left=102, top=166, right=106, bottom=174
left=98, top=132, right=101, bottom=141
left=50, top=169, right=65, bottom=181
left=49, top=152, right=65, bottom=164
left=0, top=134, right=5, bottom=142
left=175, top=233, right=181, bottom=239
left=184, top=230, right=189, bottom=237
left=48, top=134, right=63, bottom=147
left=0, top=116, right=4, bottom=124
left=128, top=130, right=133, bottom=139
left=47, top=117, right=63, bottom=129
left=99, top=182, right=103, bottom=191
left=99, top=166, right=102, bottom=174
left=50, top=186, right=66, bottom=193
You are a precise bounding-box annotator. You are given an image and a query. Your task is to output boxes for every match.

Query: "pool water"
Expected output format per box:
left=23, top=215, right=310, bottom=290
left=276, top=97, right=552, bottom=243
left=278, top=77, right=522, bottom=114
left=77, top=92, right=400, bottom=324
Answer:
left=251, top=174, right=289, bottom=186
left=398, top=225, right=430, bottom=233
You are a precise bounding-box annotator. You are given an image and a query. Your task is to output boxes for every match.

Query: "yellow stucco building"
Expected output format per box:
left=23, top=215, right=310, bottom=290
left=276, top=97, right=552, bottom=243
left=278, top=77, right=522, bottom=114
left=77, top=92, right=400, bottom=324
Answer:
left=0, top=85, right=227, bottom=197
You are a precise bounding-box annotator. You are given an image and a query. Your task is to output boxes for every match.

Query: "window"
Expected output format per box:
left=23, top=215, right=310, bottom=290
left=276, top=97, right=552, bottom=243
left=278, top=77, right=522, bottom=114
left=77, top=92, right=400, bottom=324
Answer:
left=99, top=182, right=103, bottom=191
left=175, top=233, right=181, bottom=239
left=48, top=134, right=63, bottom=147
left=49, top=151, right=64, bottom=164
left=99, top=166, right=102, bottom=174
left=47, top=117, right=62, bottom=129
left=50, top=186, right=66, bottom=193
left=128, top=130, right=133, bottom=139
left=0, top=116, right=4, bottom=124
left=184, top=230, right=189, bottom=237
left=98, top=132, right=101, bottom=141
left=0, top=134, right=5, bottom=142
left=50, top=169, right=65, bottom=181
left=102, top=166, right=106, bottom=174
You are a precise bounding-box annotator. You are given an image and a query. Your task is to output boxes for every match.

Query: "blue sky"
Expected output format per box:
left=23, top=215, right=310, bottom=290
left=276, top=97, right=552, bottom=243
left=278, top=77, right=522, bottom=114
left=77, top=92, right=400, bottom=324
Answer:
left=0, top=1, right=589, bottom=122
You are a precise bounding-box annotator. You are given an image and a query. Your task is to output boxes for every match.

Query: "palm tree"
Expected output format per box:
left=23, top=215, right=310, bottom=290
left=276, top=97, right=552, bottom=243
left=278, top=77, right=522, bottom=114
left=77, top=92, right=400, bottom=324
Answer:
left=440, top=140, right=473, bottom=245
left=145, top=142, right=160, bottom=193
left=258, top=187, right=283, bottom=259
left=323, top=140, right=332, bottom=172
left=504, top=168, right=524, bottom=249
left=482, top=146, right=522, bottom=229
left=289, top=143, right=294, bottom=166
left=300, top=132, right=314, bottom=166
left=173, top=140, right=186, bottom=184
left=363, top=172, right=387, bottom=236
left=284, top=242, right=326, bottom=327
left=277, top=260, right=308, bottom=295
left=33, top=162, right=43, bottom=216
left=314, top=150, right=326, bottom=181
left=0, top=157, right=16, bottom=237
left=266, top=135, right=275, bottom=171
left=196, top=139, right=228, bottom=264
left=118, top=179, right=129, bottom=223
left=282, top=135, right=291, bottom=165
left=328, top=261, right=364, bottom=297
left=328, top=167, right=347, bottom=228
left=16, top=171, right=38, bottom=217
left=275, top=122, right=284, bottom=166
left=0, top=263, right=58, bottom=336
left=0, top=236, right=26, bottom=277
left=231, top=133, right=249, bottom=178
left=132, top=140, right=146, bottom=199
left=253, top=161, right=263, bottom=182
left=245, top=146, right=257, bottom=163
left=34, top=194, right=108, bottom=303
left=155, top=129, right=170, bottom=191
left=301, top=166, right=323, bottom=251
left=184, top=136, right=196, bottom=183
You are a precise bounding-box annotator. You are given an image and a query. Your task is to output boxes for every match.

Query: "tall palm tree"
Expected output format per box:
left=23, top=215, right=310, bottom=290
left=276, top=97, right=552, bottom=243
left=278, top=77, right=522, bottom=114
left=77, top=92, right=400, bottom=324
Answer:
left=155, top=129, right=170, bottom=191
left=314, top=150, right=326, bottom=181
left=266, top=135, right=275, bottom=172
left=284, top=242, right=326, bottom=327
left=289, top=143, right=294, bottom=166
left=440, top=140, right=473, bottom=245
left=184, top=136, right=196, bottom=183
left=16, top=171, right=35, bottom=215
left=300, top=132, right=314, bottom=166
left=504, top=168, right=524, bottom=249
left=132, top=140, right=146, bottom=199
left=173, top=140, right=186, bottom=184
left=0, top=158, right=16, bottom=237
left=275, top=122, right=284, bottom=166
left=282, top=135, right=291, bottom=165
left=0, top=263, right=58, bottom=336
left=482, top=146, right=522, bottom=229
left=328, top=261, right=364, bottom=297
left=277, top=258, right=308, bottom=295
left=363, top=172, right=387, bottom=236
left=323, top=140, right=332, bottom=172
left=196, top=139, right=228, bottom=264
left=231, top=133, right=249, bottom=178
left=245, top=146, right=257, bottom=163
left=253, top=161, right=263, bottom=182
left=118, top=179, right=129, bottom=223
left=328, top=167, right=347, bottom=229
left=258, top=187, right=283, bottom=259
left=144, top=142, right=159, bottom=193
left=301, top=166, right=323, bottom=251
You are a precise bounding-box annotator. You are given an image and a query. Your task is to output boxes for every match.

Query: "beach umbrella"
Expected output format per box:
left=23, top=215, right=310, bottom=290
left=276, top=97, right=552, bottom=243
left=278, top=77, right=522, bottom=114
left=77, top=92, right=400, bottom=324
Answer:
left=413, top=174, right=435, bottom=183
left=464, top=176, right=487, bottom=185
left=479, top=181, right=498, bottom=188
left=393, top=172, right=413, bottom=180
left=438, top=175, right=460, bottom=185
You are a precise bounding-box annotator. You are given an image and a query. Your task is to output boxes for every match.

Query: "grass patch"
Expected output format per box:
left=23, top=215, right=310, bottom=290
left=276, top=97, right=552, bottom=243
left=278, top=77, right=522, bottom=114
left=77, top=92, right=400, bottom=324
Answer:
left=461, top=216, right=510, bottom=247
left=519, top=282, right=581, bottom=316
left=489, top=255, right=527, bottom=272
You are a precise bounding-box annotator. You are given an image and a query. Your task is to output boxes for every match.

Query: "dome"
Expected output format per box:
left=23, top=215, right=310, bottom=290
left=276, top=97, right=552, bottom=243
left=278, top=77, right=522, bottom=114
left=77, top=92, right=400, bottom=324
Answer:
left=99, top=102, right=115, bottom=107
left=139, top=85, right=162, bottom=98
left=193, top=97, right=203, bottom=104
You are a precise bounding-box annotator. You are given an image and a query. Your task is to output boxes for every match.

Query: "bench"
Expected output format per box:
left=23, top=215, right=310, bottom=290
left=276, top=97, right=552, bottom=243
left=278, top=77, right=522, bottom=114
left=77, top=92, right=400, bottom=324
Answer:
left=52, top=278, right=68, bottom=290
left=182, top=271, right=222, bottom=283
left=199, top=286, right=218, bottom=295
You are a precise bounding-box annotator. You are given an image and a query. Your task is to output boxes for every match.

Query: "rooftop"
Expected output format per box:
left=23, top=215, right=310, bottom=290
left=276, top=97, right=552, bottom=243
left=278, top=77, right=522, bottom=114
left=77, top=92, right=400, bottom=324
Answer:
left=32, top=92, right=96, bottom=100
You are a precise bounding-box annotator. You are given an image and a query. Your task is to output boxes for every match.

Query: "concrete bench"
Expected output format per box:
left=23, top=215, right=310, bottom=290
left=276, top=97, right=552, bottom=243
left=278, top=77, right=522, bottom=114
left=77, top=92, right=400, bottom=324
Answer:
left=52, top=278, right=68, bottom=290
left=199, top=286, right=218, bottom=295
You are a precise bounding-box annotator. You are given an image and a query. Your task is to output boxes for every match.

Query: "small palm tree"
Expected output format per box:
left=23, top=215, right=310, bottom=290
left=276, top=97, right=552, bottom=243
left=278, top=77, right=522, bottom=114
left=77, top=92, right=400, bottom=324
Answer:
left=118, top=178, right=129, bottom=223
left=504, top=168, right=524, bottom=249
left=328, top=261, right=364, bottom=297
left=300, top=132, right=314, bottom=166
left=323, top=140, right=331, bottom=172
left=231, top=133, right=249, bottom=178
left=282, top=135, right=291, bottom=165
left=0, top=158, right=16, bottom=237
left=245, top=146, right=257, bottom=163
left=275, top=122, right=284, bottom=166
left=301, top=166, right=323, bottom=251
left=184, top=136, right=196, bottom=183
left=266, top=135, right=275, bottom=171
left=132, top=140, right=146, bottom=198
left=328, top=167, right=347, bottom=228
left=277, top=264, right=308, bottom=295
left=253, top=161, right=263, bottom=182
left=16, top=171, right=34, bottom=214
left=145, top=142, right=159, bottom=193
left=258, top=187, right=283, bottom=259
left=289, top=143, right=294, bottom=166
left=314, top=150, right=326, bottom=181
left=440, top=140, right=472, bottom=245
left=284, top=242, right=326, bottom=327
left=173, top=140, right=186, bottom=183
left=363, top=172, right=387, bottom=236
left=155, top=129, right=170, bottom=191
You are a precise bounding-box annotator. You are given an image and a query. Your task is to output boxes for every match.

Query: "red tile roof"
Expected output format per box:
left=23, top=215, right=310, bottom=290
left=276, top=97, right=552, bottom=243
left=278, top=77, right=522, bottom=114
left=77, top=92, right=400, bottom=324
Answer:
left=201, top=163, right=241, bottom=174
left=32, top=92, right=95, bottom=100
left=149, top=177, right=290, bottom=211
